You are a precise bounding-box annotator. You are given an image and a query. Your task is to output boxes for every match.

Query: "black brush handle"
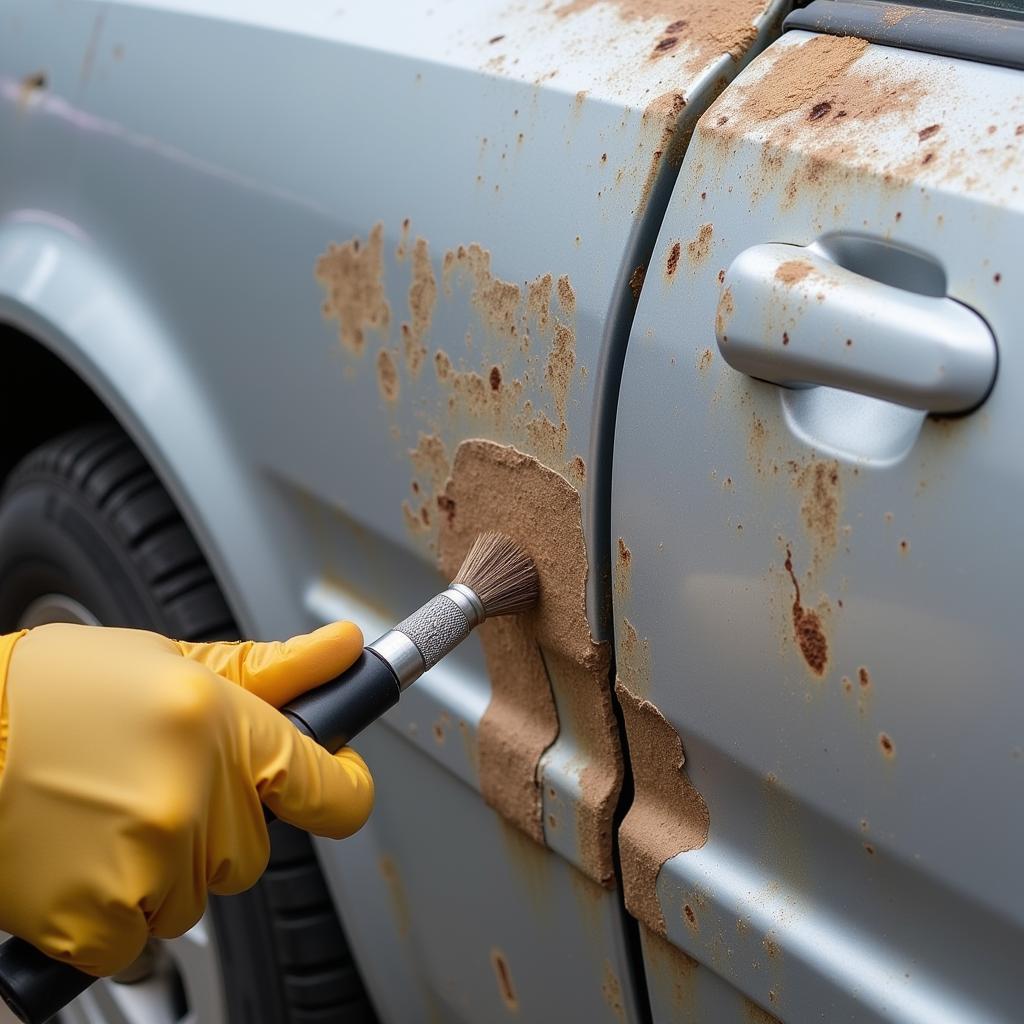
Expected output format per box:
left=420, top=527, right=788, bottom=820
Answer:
left=0, top=649, right=401, bottom=1023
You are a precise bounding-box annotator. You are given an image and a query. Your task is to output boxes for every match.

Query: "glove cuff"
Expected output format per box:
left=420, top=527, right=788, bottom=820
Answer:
left=0, top=630, right=28, bottom=778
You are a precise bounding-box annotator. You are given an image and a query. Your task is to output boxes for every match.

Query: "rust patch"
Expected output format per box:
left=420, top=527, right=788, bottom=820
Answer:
left=490, top=949, right=518, bottom=1012
left=784, top=548, right=828, bottom=676
left=918, top=123, right=941, bottom=141
left=402, top=237, right=436, bottom=377
left=602, top=961, right=625, bottom=1020
left=316, top=223, right=390, bottom=354
left=17, top=70, right=47, bottom=108
left=557, top=274, right=576, bottom=317
left=376, top=349, right=400, bottom=402
left=547, top=324, right=577, bottom=421
left=715, top=285, right=735, bottom=339
left=858, top=666, right=871, bottom=691
left=378, top=855, right=411, bottom=938
left=879, top=732, right=895, bottom=758
left=792, top=459, right=841, bottom=568
left=683, top=903, right=698, bottom=931
left=557, top=0, right=766, bottom=75
left=666, top=241, right=682, bottom=277
left=568, top=455, right=587, bottom=485
left=439, top=442, right=621, bottom=883
left=687, top=223, right=714, bottom=265
left=629, top=264, right=647, bottom=300
left=404, top=433, right=450, bottom=533
left=775, top=259, right=814, bottom=286
left=616, top=681, right=709, bottom=935
left=444, top=244, right=522, bottom=339
left=643, top=927, right=699, bottom=1012
left=697, top=348, right=713, bottom=373
left=527, top=272, right=554, bottom=335
left=616, top=537, right=632, bottom=597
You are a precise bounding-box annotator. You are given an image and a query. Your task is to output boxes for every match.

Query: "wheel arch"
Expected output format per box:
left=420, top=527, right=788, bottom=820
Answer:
left=0, top=218, right=295, bottom=637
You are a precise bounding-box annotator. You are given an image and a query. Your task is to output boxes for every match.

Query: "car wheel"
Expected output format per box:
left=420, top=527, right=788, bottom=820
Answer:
left=0, top=424, right=377, bottom=1024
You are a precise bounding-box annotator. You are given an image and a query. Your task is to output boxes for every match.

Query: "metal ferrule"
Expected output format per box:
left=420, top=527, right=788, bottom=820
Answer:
left=367, top=630, right=425, bottom=690
left=445, top=584, right=485, bottom=627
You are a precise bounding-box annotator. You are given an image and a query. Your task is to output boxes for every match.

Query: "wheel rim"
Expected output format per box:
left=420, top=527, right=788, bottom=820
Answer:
left=14, top=595, right=229, bottom=1024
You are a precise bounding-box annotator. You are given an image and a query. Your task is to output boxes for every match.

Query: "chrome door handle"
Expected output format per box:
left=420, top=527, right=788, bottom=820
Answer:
left=715, top=243, right=997, bottom=413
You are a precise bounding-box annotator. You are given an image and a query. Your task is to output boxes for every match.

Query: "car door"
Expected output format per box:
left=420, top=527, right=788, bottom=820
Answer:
left=611, top=2, right=1024, bottom=1020
left=50, top=0, right=799, bottom=1020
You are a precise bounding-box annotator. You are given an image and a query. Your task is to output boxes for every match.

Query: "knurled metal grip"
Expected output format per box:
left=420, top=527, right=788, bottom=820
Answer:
left=393, top=591, right=473, bottom=671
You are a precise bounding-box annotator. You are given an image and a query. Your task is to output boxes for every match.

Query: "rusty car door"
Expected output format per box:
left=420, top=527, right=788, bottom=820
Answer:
left=48, top=0, right=803, bottom=1019
left=611, top=2, right=1024, bottom=1021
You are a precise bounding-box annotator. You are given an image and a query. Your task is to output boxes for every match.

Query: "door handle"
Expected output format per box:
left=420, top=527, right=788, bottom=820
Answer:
left=715, top=243, right=997, bottom=413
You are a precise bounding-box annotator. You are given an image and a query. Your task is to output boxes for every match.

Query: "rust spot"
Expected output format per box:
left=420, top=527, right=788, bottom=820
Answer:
left=715, top=286, right=735, bottom=339
left=376, top=349, right=399, bottom=402
left=782, top=332, right=789, bottom=346
left=994, top=273, right=1002, bottom=284
left=808, top=100, right=832, bottom=121
left=879, top=732, right=895, bottom=758
left=687, top=223, right=714, bottom=265
left=784, top=549, right=828, bottom=676
left=18, top=70, right=47, bottom=106
left=763, top=934, right=780, bottom=958
left=918, top=123, right=941, bottom=141
left=315, top=223, right=390, bottom=354
left=489, top=33, right=505, bottom=43
left=490, top=949, right=518, bottom=1011
left=775, top=259, right=813, bottom=286
left=617, top=537, right=632, bottom=567
left=698, top=348, right=713, bottom=372
left=863, top=842, right=876, bottom=855
left=858, top=667, right=871, bottom=690
left=653, top=35, right=679, bottom=56
left=683, top=904, right=698, bottom=930
left=436, top=493, right=457, bottom=526
left=569, top=455, right=587, bottom=484
left=630, top=264, right=647, bottom=300
left=922, top=151, right=934, bottom=164
left=666, top=241, right=681, bottom=277
left=845, top=338, right=853, bottom=347
left=899, top=538, right=909, bottom=555
left=718, top=269, right=726, bottom=284
left=378, top=855, right=411, bottom=937
left=842, top=676, right=852, bottom=694
left=489, top=365, right=503, bottom=391
left=433, top=718, right=446, bottom=744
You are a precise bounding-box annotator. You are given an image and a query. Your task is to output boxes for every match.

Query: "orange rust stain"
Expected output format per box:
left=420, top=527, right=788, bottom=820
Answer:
left=879, top=732, right=895, bottom=758
left=490, top=949, right=518, bottom=1012
left=858, top=666, right=871, bottom=691
left=899, top=538, right=909, bottom=555
left=697, top=348, right=713, bottom=373
left=666, top=241, right=682, bottom=278
left=402, top=236, right=437, bottom=377
left=775, top=259, right=814, bottom=286
left=315, top=223, right=390, bottom=354
left=763, top=934, right=780, bottom=959
left=378, top=855, right=412, bottom=938
left=784, top=548, right=828, bottom=676
left=376, top=349, right=399, bottom=402
left=715, top=286, right=735, bottom=339
left=601, top=960, right=626, bottom=1020
left=683, top=903, right=699, bottom=931
left=792, top=459, right=842, bottom=568
left=557, top=0, right=766, bottom=76
left=687, top=223, right=714, bottom=265
left=630, top=264, right=647, bottom=300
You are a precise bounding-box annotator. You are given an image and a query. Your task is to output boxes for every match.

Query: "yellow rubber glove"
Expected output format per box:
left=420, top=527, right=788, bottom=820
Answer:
left=0, top=621, right=373, bottom=977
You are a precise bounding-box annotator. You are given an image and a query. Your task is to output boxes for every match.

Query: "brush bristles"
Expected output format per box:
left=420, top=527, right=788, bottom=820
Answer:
left=453, top=532, right=539, bottom=619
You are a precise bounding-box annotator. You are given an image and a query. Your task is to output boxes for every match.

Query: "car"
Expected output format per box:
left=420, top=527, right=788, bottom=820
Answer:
left=1, top=0, right=1021, bottom=1021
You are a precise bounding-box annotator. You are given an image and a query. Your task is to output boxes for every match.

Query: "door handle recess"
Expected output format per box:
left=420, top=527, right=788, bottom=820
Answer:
left=715, top=243, right=997, bottom=413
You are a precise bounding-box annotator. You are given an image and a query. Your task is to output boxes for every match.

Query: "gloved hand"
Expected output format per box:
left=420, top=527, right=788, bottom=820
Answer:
left=0, top=621, right=373, bottom=977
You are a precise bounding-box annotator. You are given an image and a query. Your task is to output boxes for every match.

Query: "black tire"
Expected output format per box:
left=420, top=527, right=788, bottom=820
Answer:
left=0, top=424, right=377, bottom=1024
